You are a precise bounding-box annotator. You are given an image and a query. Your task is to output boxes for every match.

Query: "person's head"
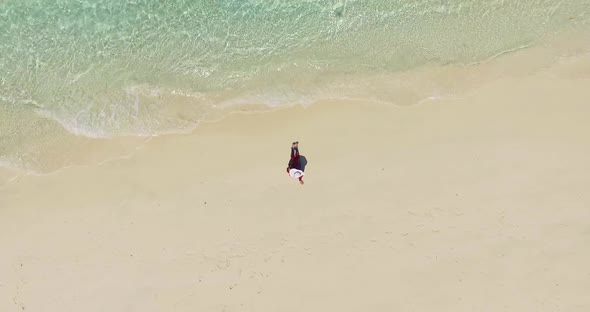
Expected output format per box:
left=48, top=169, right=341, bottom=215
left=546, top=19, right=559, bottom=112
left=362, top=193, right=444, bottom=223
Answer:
left=292, top=141, right=299, bottom=147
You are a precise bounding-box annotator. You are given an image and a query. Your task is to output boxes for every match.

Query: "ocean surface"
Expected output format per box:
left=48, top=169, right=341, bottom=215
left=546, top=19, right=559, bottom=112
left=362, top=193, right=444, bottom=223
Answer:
left=1, top=0, right=590, bottom=172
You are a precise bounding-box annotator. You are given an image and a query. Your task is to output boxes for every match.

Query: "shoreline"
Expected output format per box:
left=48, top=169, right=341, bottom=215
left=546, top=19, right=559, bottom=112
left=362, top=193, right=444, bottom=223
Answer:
left=1, top=43, right=590, bottom=311
left=2, top=30, right=590, bottom=176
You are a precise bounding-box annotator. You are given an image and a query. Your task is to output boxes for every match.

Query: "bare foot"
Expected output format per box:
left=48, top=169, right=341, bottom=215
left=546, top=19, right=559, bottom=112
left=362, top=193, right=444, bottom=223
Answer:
left=299, top=179, right=304, bottom=185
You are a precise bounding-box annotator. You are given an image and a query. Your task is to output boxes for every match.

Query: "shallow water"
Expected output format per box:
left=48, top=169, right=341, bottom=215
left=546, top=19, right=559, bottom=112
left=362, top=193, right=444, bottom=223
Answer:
left=1, top=0, right=589, bottom=171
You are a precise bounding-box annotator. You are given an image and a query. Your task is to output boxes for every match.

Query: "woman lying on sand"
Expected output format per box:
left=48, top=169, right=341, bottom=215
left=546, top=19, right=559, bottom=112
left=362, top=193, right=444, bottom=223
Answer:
left=287, top=141, right=304, bottom=185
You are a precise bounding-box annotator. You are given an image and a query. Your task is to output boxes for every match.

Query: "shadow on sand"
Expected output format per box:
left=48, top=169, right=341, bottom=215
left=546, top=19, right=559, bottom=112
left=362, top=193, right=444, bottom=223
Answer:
left=299, top=155, right=308, bottom=172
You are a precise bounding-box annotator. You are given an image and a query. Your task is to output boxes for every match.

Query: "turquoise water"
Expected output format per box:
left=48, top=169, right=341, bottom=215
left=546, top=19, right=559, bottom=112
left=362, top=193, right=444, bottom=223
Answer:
left=1, top=0, right=589, bottom=171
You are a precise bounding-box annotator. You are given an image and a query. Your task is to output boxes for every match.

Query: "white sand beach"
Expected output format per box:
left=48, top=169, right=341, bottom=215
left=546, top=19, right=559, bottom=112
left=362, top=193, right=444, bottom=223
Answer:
left=1, top=45, right=590, bottom=311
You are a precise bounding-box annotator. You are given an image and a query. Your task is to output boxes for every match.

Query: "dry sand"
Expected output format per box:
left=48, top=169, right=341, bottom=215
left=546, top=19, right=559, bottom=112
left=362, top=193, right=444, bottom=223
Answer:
left=1, top=47, right=590, bottom=311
